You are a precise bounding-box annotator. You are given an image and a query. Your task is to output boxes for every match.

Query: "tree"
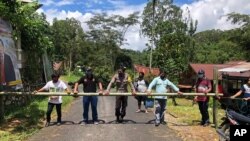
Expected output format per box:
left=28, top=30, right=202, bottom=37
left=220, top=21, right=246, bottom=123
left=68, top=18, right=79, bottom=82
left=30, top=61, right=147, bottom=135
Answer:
left=51, top=18, right=85, bottom=73
left=141, top=0, right=197, bottom=81
left=86, top=12, right=140, bottom=70
left=227, top=13, right=250, bottom=61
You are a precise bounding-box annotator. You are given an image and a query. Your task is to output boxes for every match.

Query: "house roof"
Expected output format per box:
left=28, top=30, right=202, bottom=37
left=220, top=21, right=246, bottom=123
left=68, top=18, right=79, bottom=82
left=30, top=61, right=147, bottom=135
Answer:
left=190, top=64, right=232, bottom=80
left=218, top=62, right=250, bottom=77
left=134, top=64, right=160, bottom=76
left=190, top=62, right=250, bottom=80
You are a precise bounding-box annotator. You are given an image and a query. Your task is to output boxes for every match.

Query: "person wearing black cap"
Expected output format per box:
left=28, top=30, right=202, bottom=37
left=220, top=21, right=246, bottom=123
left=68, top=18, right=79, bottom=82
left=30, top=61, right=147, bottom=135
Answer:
left=35, top=73, right=70, bottom=127
left=147, top=68, right=182, bottom=126
left=104, top=66, right=136, bottom=123
left=74, top=67, right=103, bottom=125
left=194, top=69, right=212, bottom=126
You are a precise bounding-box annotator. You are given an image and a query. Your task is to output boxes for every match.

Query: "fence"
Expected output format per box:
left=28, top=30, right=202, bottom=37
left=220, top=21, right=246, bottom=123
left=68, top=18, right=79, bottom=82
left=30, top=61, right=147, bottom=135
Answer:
left=0, top=91, right=223, bottom=127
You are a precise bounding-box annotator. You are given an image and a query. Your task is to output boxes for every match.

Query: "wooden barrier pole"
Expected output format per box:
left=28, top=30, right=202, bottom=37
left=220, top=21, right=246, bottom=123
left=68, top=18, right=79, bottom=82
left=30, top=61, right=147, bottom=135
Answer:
left=213, top=67, right=218, bottom=128
left=0, top=91, right=223, bottom=96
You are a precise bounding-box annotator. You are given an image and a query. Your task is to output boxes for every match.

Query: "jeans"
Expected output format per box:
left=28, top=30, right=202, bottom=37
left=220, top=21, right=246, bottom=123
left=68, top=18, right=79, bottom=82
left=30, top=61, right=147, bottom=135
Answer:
left=83, top=96, right=98, bottom=122
left=155, top=99, right=167, bottom=123
left=198, top=101, right=209, bottom=124
left=47, top=102, right=62, bottom=123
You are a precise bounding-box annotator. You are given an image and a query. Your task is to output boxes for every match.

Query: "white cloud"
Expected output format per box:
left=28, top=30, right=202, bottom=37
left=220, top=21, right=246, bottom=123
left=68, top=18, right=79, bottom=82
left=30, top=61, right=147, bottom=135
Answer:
left=181, top=0, right=250, bottom=32
left=39, top=0, right=250, bottom=51
left=40, top=0, right=75, bottom=7
left=40, top=2, right=148, bottom=51
left=121, top=25, right=149, bottom=51
left=40, top=0, right=54, bottom=6
left=57, top=0, right=75, bottom=6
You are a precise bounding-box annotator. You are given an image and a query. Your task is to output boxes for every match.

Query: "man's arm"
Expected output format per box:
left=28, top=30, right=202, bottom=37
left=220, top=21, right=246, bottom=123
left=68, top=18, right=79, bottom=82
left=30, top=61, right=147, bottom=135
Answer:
left=147, top=78, right=157, bottom=94
left=205, top=80, right=212, bottom=93
left=106, top=75, right=116, bottom=91
left=73, top=82, right=79, bottom=93
left=128, top=78, right=136, bottom=95
left=231, top=90, right=243, bottom=98
left=168, top=81, right=182, bottom=95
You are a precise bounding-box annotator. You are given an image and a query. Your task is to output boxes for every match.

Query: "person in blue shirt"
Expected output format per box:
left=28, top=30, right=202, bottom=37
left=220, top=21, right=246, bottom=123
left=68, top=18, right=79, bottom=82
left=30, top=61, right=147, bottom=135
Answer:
left=231, top=77, right=250, bottom=100
left=147, top=69, right=182, bottom=126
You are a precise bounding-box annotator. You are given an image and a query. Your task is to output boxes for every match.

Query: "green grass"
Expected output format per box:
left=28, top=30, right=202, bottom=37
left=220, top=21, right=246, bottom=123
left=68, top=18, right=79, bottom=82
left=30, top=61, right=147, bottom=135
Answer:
left=0, top=75, right=75, bottom=141
left=167, top=98, right=225, bottom=126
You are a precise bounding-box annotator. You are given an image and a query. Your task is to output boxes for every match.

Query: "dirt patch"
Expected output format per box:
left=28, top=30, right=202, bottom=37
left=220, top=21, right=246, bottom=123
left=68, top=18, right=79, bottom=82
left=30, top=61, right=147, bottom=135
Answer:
left=166, top=113, right=220, bottom=141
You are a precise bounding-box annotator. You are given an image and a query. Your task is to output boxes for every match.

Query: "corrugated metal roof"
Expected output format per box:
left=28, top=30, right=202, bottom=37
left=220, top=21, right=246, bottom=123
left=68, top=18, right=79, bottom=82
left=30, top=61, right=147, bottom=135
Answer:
left=190, top=62, right=250, bottom=80
left=190, top=64, right=231, bottom=80
left=134, top=64, right=160, bottom=76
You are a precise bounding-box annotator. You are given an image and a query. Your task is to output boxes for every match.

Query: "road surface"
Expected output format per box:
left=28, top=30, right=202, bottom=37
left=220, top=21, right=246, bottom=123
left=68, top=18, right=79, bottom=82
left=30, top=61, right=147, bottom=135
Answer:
left=28, top=96, right=182, bottom=141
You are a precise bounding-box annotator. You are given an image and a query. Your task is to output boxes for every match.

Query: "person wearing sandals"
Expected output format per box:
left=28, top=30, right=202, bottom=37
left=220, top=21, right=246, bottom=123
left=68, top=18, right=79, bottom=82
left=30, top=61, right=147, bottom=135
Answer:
left=35, top=73, right=70, bottom=127
left=147, top=68, right=182, bottom=126
left=134, top=72, right=149, bottom=113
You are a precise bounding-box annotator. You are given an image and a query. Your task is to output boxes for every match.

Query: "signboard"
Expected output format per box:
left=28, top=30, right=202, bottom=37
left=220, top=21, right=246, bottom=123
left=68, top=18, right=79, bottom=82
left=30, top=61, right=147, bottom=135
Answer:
left=0, top=18, right=22, bottom=89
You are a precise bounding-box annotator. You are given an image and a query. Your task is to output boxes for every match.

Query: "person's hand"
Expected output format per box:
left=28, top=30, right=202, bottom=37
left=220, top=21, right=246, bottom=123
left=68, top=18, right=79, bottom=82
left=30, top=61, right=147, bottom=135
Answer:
left=132, top=90, right=136, bottom=96
left=73, top=90, right=78, bottom=94
left=194, top=96, right=198, bottom=102
left=177, top=91, right=183, bottom=95
left=33, top=90, right=37, bottom=95
left=104, top=90, right=110, bottom=95
left=243, top=98, right=250, bottom=101
left=147, top=90, right=151, bottom=96
left=230, top=96, right=235, bottom=99
left=66, top=90, right=71, bottom=95
left=98, top=90, right=103, bottom=95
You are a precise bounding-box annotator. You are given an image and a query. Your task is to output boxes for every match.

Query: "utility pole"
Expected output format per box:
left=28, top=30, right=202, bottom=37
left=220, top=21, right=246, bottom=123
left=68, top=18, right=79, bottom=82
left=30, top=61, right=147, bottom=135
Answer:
left=149, top=0, right=156, bottom=72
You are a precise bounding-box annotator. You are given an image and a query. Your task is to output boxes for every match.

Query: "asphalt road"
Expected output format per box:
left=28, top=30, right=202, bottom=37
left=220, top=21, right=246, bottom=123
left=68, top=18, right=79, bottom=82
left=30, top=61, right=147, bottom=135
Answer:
left=28, top=96, right=183, bottom=141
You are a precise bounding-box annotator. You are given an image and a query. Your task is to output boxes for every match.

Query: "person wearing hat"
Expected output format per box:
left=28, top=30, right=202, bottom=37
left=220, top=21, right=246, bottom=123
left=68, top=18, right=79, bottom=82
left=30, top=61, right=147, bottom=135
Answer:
left=35, top=73, right=70, bottom=127
left=147, top=68, right=182, bottom=126
left=74, top=67, right=103, bottom=125
left=104, top=66, right=136, bottom=123
left=194, top=69, right=212, bottom=126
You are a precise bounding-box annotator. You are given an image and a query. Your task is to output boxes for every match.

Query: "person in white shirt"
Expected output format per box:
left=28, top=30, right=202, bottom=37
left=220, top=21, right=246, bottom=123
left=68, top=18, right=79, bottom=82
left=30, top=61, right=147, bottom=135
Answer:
left=35, top=73, right=70, bottom=127
left=134, top=72, right=149, bottom=113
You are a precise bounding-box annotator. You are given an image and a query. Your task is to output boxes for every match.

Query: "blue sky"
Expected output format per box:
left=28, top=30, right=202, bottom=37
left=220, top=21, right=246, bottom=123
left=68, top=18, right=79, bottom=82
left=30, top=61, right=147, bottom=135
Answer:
left=40, top=0, right=194, bottom=12
left=37, top=0, right=250, bottom=51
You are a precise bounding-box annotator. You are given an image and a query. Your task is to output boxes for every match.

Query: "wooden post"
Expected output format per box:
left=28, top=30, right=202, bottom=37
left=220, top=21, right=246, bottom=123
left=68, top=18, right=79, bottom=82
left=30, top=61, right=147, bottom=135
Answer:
left=213, top=67, right=218, bottom=128
left=0, top=84, right=4, bottom=122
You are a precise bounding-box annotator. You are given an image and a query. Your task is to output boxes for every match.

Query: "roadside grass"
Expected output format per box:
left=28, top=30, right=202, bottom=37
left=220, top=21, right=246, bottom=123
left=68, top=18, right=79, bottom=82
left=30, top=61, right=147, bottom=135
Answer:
left=0, top=74, right=77, bottom=141
left=167, top=97, right=225, bottom=126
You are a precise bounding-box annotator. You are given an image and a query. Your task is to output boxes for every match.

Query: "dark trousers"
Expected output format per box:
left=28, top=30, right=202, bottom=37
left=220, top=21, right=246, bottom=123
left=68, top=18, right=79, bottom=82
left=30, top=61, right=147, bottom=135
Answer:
left=198, top=101, right=209, bottom=124
left=47, top=102, right=62, bottom=123
left=83, top=96, right=98, bottom=122
left=115, top=96, right=128, bottom=118
left=136, top=96, right=147, bottom=108
left=155, top=99, right=167, bottom=122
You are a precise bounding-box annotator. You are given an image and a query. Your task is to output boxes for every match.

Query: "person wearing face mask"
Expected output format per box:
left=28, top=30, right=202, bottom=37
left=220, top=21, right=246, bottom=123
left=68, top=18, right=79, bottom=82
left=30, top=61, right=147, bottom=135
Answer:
left=35, top=73, right=70, bottom=127
left=74, top=67, right=103, bottom=125
left=147, top=68, right=182, bottom=126
left=104, top=66, right=136, bottom=123
left=134, top=72, right=149, bottom=113
left=231, top=77, right=250, bottom=101
left=194, top=69, right=212, bottom=126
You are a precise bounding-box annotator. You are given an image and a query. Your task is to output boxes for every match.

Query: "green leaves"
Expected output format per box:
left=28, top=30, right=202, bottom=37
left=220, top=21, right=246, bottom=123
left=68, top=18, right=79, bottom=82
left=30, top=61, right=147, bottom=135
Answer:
left=141, top=0, right=196, bottom=82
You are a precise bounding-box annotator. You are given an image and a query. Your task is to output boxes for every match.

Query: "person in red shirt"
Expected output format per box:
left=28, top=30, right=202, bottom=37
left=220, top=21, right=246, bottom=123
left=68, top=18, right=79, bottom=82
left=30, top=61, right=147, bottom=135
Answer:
left=194, top=69, right=212, bottom=126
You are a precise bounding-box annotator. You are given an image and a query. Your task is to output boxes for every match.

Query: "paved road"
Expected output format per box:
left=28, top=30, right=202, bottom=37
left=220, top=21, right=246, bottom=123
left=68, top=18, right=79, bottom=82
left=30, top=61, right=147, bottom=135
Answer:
left=28, top=96, right=182, bottom=141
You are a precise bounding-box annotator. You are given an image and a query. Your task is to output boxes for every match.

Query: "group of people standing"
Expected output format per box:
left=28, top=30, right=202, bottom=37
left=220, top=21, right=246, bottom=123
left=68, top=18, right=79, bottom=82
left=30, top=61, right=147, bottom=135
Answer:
left=36, top=66, right=216, bottom=127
